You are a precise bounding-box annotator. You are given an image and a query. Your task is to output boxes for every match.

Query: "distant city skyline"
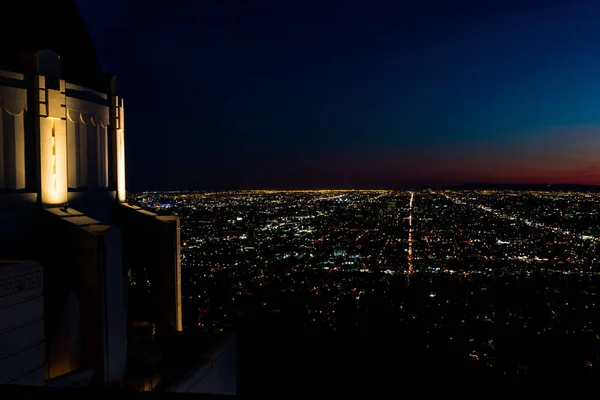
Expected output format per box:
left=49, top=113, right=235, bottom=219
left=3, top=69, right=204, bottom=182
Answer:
left=77, top=0, right=600, bottom=190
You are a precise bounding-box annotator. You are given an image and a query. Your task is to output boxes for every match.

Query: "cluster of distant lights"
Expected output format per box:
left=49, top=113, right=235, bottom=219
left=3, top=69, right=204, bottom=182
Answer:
left=138, top=190, right=599, bottom=277
left=446, top=194, right=600, bottom=243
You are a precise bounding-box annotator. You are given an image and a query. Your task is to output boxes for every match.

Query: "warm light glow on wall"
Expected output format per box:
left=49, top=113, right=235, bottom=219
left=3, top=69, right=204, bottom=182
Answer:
left=52, top=123, right=56, bottom=189
left=116, top=128, right=126, bottom=202
left=41, top=117, right=68, bottom=205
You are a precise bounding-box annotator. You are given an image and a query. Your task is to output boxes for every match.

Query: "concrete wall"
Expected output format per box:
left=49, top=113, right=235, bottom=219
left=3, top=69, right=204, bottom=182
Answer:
left=0, top=261, right=45, bottom=385
left=40, top=208, right=126, bottom=387
left=88, top=223, right=127, bottom=386
left=115, top=204, right=182, bottom=332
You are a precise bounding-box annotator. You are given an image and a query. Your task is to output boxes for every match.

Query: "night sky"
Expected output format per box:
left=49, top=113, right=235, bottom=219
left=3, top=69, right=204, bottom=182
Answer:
left=76, top=0, right=600, bottom=190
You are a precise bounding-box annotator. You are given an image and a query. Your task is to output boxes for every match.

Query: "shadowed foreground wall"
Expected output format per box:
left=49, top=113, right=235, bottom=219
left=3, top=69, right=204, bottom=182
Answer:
left=115, top=204, right=182, bottom=332
left=39, top=208, right=126, bottom=387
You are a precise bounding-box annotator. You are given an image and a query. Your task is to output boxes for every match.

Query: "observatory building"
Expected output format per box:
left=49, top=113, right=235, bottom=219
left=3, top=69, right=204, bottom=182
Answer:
left=0, top=1, right=182, bottom=389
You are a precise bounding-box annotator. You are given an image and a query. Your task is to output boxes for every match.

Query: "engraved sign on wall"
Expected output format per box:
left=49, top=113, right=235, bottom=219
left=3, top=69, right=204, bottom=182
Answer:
left=0, top=271, right=42, bottom=297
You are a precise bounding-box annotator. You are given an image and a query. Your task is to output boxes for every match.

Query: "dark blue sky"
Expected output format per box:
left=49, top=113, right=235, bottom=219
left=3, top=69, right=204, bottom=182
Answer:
left=76, top=0, right=600, bottom=189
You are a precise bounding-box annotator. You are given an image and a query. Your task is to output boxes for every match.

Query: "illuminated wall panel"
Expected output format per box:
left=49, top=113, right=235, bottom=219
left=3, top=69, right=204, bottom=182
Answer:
left=54, top=119, right=68, bottom=200
left=39, top=117, right=68, bottom=205
left=38, top=82, right=68, bottom=206
left=116, top=129, right=126, bottom=202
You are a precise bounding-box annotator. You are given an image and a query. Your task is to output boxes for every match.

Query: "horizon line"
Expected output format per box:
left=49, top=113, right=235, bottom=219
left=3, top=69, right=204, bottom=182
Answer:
left=128, top=182, right=600, bottom=193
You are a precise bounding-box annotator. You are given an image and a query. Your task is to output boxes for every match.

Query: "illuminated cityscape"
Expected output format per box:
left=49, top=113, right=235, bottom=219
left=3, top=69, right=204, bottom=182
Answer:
left=131, top=189, right=598, bottom=383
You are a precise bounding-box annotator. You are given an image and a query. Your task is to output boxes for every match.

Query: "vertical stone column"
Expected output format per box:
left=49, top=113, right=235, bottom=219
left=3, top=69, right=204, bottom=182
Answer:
left=156, top=215, right=183, bottom=332
left=35, top=70, right=68, bottom=206
left=109, top=78, right=126, bottom=202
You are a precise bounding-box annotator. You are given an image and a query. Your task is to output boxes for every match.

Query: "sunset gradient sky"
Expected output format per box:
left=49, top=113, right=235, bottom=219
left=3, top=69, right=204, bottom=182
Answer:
left=76, top=0, right=600, bottom=189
